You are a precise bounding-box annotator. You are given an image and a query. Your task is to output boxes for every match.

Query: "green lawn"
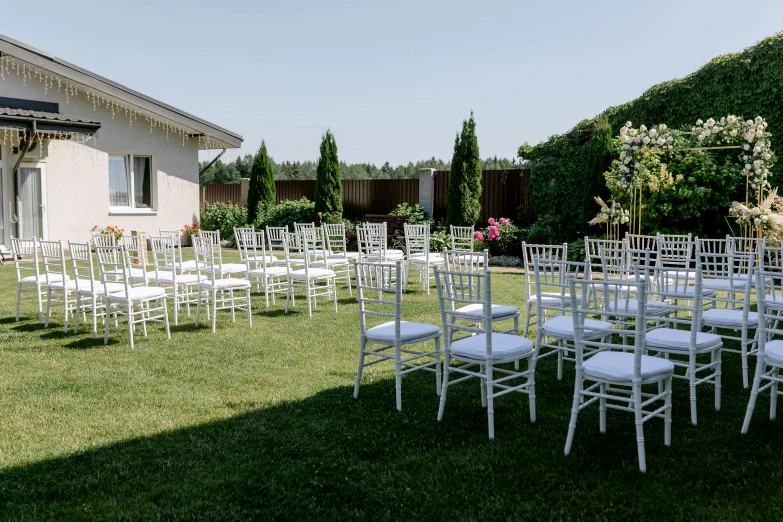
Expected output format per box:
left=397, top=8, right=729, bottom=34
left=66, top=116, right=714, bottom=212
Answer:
left=0, top=252, right=781, bottom=520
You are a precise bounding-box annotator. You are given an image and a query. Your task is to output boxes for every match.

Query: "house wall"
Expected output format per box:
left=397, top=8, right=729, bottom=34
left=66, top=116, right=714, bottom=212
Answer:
left=0, top=70, right=201, bottom=244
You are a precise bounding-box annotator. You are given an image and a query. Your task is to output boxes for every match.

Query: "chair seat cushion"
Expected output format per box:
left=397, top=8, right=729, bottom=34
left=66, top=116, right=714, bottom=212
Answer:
left=21, top=273, right=69, bottom=284
left=584, top=351, right=674, bottom=383
left=701, top=308, right=758, bottom=328
left=365, top=320, right=441, bottom=343
left=107, top=286, right=167, bottom=302
left=199, top=278, right=252, bottom=290
left=330, top=252, right=361, bottom=260
left=702, top=278, right=747, bottom=290
left=48, top=278, right=83, bottom=291
left=179, top=260, right=205, bottom=271
left=453, top=303, right=519, bottom=320
left=290, top=268, right=335, bottom=280
left=215, top=263, right=247, bottom=274
left=246, top=255, right=276, bottom=264
left=310, top=258, right=350, bottom=268
left=527, top=292, right=582, bottom=306
left=660, top=286, right=716, bottom=298
left=77, top=280, right=125, bottom=295
left=409, top=253, right=444, bottom=265
left=645, top=328, right=722, bottom=352
left=763, top=340, right=783, bottom=366
left=542, top=315, right=612, bottom=340
left=249, top=266, right=288, bottom=278
left=450, top=333, right=534, bottom=361
left=605, top=299, right=673, bottom=316
left=156, top=273, right=201, bottom=285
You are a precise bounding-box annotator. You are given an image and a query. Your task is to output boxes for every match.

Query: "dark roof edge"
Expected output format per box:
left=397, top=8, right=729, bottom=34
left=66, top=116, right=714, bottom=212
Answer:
left=0, top=34, right=243, bottom=148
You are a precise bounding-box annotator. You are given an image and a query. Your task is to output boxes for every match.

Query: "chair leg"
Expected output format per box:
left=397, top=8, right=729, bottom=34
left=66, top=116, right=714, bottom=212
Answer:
left=127, top=302, right=135, bottom=349
left=173, top=286, right=179, bottom=326
left=664, top=376, right=672, bottom=446
left=434, top=337, right=442, bottom=395
left=599, top=383, right=607, bottom=433
left=45, top=288, right=52, bottom=327
left=395, top=342, right=402, bottom=411
left=104, top=302, right=111, bottom=345
left=246, top=289, right=253, bottom=327
left=354, top=337, right=367, bottom=399
left=486, top=364, right=495, bottom=439
left=332, top=279, right=338, bottom=312
left=211, top=289, right=217, bottom=333
left=714, top=348, right=722, bottom=411
left=479, top=364, right=487, bottom=408
left=74, top=292, right=82, bottom=334
left=557, top=347, right=564, bottom=381
left=15, top=285, right=22, bottom=321
left=564, top=367, right=582, bottom=456
left=92, top=296, right=99, bottom=339
left=306, top=280, right=313, bottom=317
left=528, top=356, right=537, bottom=423
left=523, top=302, right=532, bottom=338
left=437, top=350, right=451, bottom=421
left=633, top=382, right=647, bottom=473
left=37, top=285, right=44, bottom=323
left=689, top=356, right=698, bottom=425
left=63, top=290, right=71, bottom=333
left=771, top=368, right=779, bottom=421
left=195, top=289, right=202, bottom=327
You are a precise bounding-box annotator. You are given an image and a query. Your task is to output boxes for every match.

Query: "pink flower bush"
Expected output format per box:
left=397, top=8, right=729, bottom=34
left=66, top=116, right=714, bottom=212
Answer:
left=473, top=231, right=485, bottom=242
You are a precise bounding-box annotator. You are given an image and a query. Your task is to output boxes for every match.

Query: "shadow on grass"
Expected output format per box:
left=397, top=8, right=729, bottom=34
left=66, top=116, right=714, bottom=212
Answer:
left=0, top=362, right=781, bottom=520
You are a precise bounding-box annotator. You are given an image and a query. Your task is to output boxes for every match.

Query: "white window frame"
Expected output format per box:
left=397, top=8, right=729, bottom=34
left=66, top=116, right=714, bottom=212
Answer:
left=108, top=152, right=157, bottom=215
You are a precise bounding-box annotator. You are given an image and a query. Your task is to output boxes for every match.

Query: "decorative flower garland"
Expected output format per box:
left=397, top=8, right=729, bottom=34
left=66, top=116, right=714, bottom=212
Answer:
left=588, top=197, right=630, bottom=225
left=616, top=122, right=674, bottom=188
left=691, top=115, right=774, bottom=195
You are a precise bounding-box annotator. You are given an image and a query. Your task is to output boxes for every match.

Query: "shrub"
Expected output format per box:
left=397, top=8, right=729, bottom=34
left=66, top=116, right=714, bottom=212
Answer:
left=521, top=220, right=557, bottom=245
left=429, top=230, right=452, bottom=253
left=389, top=202, right=429, bottom=224
left=567, top=237, right=587, bottom=262
left=200, top=202, right=248, bottom=241
left=314, top=130, right=343, bottom=223
left=474, top=217, right=522, bottom=257
left=247, top=140, right=276, bottom=225
left=447, top=112, right=482, bottom=227
left=254, top=198, right=315, bottom=230
left=488, top=255, right=523, bottom=268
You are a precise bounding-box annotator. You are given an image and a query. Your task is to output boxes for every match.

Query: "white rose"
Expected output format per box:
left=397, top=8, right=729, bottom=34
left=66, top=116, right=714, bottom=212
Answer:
left=639, top=125, right=647, bottom=132
left=707, top=118, right=715, bottom=126
left=730, top=129, right=737, bottom=136
left=744, top=144, right=750, bottom=150
left=754, top=218, right=762, bottom=225
left=642, top=136, right=650, bottom=144
left=745, top=164, right=752, bottom=170
left=755, top=116, right=763, bottom=124
left=696, top=119, right=703, bottom=125
left=625, top=121, right=632, bottom=128
left=649, top=128, right=658, bottom=136
left=765, top=154, right=771, bottom=160
left=634, top=162, right=640, bottom=168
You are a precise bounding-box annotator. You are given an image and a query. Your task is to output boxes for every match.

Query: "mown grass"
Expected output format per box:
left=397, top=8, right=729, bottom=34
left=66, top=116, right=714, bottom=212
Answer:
left=0, top=252, right=781, bottom=520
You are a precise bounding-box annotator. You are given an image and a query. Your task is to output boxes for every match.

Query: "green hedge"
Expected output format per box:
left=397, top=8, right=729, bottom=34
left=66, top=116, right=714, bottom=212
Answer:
left=520, top=31, right=783, bottom=239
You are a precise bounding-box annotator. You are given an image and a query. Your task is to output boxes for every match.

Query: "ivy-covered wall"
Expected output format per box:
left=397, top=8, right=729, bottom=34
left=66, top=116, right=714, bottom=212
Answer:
left=521, top=31, right=783, bottom=238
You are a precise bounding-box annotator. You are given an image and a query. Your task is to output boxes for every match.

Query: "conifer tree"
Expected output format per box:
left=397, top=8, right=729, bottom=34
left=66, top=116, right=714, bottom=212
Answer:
left=247, top=140, right=276, bottom=225
left=314, top=130, right=343, bottom=223
left=447, top=112, right=482, bottom=226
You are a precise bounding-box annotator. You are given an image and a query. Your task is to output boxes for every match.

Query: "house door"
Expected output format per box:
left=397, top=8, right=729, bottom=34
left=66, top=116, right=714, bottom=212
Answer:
left=16, top=165, right=46, bottom=239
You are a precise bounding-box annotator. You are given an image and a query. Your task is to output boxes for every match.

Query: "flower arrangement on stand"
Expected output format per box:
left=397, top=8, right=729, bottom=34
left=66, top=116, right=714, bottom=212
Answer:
left=588, top=197, right=629, bottom=242
left=92, top=225, right=124, bottom=243
left=181, top=222, right=200, bottom=245
left=729, top=188, right=783, bottom=241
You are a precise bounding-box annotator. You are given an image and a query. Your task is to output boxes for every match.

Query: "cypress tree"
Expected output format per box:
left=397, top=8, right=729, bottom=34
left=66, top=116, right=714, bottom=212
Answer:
left=314, top=130, right=343, bottom=223
left=447, top=112, right=482, bottom=227
left=247, top=140, right=276, bottom=225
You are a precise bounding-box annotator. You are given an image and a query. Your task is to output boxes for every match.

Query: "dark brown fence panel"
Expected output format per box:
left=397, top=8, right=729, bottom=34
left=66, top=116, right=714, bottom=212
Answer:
left=433, top=169, right=530, bottom=225
left=200, top=184, right=241, bottom=206
left=275, top=180, right=316, bottom=204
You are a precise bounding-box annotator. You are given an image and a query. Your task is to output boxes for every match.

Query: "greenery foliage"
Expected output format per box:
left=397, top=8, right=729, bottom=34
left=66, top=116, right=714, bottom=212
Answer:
left=247, top=141, right=276, bottom=225
left=314, top=130, right=343, bottom=223
left=389, top=203, right=429, bottom=224
left=253, top=198, right=315, bottom=231
left=447, top=112, right=483, bottom=227
left=200, top=203, right=248, bottom=242
left=521, top=31, right=783, bottom=238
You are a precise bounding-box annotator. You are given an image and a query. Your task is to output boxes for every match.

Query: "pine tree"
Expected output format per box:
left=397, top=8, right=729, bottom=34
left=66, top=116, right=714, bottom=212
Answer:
left=314, top=130, right=343, bottom=223
left=447, top=112, right=482, bottom=227
left=247, top=140, right=276, bottom=225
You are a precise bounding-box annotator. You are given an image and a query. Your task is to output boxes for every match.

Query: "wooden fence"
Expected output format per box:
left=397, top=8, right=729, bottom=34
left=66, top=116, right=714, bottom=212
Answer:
left=433, top=169, right=532, bottom=225
left=200, top=169, right=532, bottom=224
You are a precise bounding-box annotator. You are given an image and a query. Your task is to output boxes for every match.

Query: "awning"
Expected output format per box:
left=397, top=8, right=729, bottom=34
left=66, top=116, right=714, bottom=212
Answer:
left=0, top=106, right=101, bottom=135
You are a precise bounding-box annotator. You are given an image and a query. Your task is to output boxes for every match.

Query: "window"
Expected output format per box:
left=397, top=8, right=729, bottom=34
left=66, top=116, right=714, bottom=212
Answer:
left=109, top=154, right=153, bottom=210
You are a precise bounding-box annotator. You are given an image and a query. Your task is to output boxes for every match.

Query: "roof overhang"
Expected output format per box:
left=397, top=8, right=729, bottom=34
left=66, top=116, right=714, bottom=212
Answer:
left=0, top=34, right=243, bottom=149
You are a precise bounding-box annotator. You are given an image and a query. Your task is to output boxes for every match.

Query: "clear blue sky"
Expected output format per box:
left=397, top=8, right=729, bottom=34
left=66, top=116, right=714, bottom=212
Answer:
left=2, top=0, right=782, bottom=165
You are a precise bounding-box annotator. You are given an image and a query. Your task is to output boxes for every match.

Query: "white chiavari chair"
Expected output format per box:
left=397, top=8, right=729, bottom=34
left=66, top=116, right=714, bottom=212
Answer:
left=323, top=223, right=361, bottom=263
left=303, top=226, right=352, bottom=294
left=521, top=242, right=568, bottom=338
left=435, top=265, right=536, bottom=439
left=193, top=236, right=252, bottom=333
left=240, top=229, right=288, bottom=312
left=69, top=241, right=123, bottom=338
left=284, top=231, right=338, bottom=317
left=161, top=229, right=202, bottom=273
left=96, top=244, right=170, bottom=349
left=742, top=264, right=783, bottom=433
left=449, top=225, right=475, bottom=252
left=353, top=260, right=442, bottom=411
left=40, top=239, right=77, bottom=332
left=403, top=223, right=443, bottom=294
left=565, top=277, right=674, bottom=473
left=642, top=252, right=722, bottom=425
left=149, top=235, right=201, bottom=326
left=197, top=229, right=247, bottom=277
left=266, top=226, right=296, bottom=267
left=11, top=237, right=53, bottom=323
left=533, top=256, right=607, bottom=380
left=698, top=241, right=757, bottom=388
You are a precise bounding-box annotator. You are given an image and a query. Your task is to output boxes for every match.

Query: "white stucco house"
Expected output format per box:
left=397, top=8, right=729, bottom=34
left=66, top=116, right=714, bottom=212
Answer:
left=0, top=33, right=242, bottom=251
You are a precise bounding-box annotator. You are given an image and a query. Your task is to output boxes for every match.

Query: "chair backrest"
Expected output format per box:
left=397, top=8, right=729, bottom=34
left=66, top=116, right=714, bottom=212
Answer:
left=755, top=263, right=783, bottom=360
left=38, top=240, right=68, bottom=286
left=522, top=242, right=568, bottom=300
left=193, top=236, right=219, bottom=282
left=149, top=235, right=179, bottom=280
left=443, top=249, right=488, bottom=273
left=657, top=234, right=693, bottom=268
left=68, top=241, right=96, bottom=291
left=356, top=226, right=386, bottom=262
left=323, top=223, right=348, bottom=256
left=234, top=226, right=255, bottom=241
left=95, top=244, right=132, bottom=295
left=449, top=226, right=475, bottom=252
left=625, top=233, right=657, bottom=253
left=91, top=232, right=116, bottom=247
left=569, top=277, right=643, bottom=372
left=597, top=242, right=633, bottom=281
left=404, top=223, right=430, bottom=258
left=355, top=260, right=402, bottom=339
left=697, top=241, right=753, bottom=313
left=585, top=237, right=624, bottom=268
left=199, top=230, right=221, bottom=245
left=240, top=230, right=269, bottom=272
left=123, top=234, right=148, bottom=284
left=294, top=222, right=315, bottom=234
left=731, top=236, right=764, bottom=257
left=266, top=226, right=288, bottom=258
left=11, top=237, right=40, bottom=284
left=435, top=266, right=494, bottom=355
left=531, top=257, right=588, bottom=322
